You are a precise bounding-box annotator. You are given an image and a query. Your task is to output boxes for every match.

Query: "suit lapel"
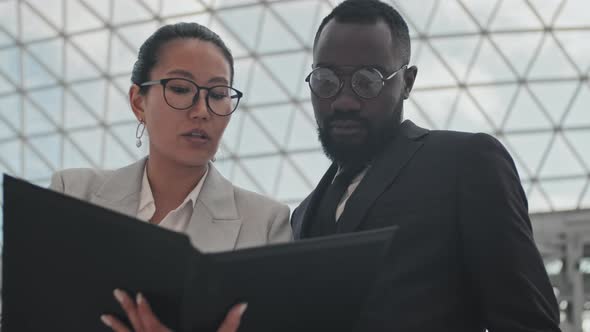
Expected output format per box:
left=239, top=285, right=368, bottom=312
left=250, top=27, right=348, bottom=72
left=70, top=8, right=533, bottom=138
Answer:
left=293, top=164, right=338, bottom=239
left=90, top=158, right=146, bottom=217
left=184, top=164, right=242, bottom=252
left=336, top=120, right=429, bottom=233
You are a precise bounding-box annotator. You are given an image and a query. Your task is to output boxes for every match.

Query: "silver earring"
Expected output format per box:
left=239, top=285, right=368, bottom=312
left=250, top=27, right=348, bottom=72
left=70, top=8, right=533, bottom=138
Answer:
left=135, top=120, right=146, bottom=148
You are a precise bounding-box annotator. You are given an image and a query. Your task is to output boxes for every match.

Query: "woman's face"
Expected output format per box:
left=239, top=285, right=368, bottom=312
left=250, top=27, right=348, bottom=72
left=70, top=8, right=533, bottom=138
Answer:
left=130, top=38, right=233, bottom=168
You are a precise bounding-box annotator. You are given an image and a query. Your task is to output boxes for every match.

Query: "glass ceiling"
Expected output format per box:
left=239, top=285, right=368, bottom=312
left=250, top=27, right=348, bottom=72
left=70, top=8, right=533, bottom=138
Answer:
left=0, top=0, right=589, bottom=214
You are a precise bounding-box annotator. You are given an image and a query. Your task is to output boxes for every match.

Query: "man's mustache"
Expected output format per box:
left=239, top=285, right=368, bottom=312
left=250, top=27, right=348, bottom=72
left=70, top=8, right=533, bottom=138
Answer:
left=324, top=113, right=369, bottom=128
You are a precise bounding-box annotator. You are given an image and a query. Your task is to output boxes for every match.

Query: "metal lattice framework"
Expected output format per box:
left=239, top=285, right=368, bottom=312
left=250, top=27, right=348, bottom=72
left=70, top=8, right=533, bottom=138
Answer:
left=0, top=0, right=589, bottom=330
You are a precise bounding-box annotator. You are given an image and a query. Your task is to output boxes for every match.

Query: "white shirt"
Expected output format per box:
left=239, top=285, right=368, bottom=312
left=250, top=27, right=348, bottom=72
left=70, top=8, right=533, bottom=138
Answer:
left=335, top=167, right=369, bottom=221
left=136, top=165, right=209, bottom=232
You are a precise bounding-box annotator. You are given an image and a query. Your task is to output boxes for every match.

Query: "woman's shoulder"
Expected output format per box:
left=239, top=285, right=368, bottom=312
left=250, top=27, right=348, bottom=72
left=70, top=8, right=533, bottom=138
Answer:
left=49, top=167, right=117, bottom=199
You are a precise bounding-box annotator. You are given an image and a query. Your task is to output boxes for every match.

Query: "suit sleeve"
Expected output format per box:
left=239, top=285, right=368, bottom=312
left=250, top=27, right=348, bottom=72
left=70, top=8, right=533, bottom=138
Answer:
left=458, top=133, right=560, bottom=332
left=267, top=204, right=293, bottom=244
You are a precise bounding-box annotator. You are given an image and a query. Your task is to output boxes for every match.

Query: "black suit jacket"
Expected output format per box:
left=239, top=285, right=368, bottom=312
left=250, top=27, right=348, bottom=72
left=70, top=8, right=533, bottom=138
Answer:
left=291, top=120, right=560, bottom=332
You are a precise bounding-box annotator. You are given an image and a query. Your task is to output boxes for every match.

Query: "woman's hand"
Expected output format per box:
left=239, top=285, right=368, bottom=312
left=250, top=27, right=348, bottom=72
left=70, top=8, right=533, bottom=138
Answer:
left=101, top=289, right=247, bottom=332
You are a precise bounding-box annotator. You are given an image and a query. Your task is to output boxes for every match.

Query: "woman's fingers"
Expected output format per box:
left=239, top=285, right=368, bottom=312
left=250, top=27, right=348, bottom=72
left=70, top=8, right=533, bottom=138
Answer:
left=101, top=314, right=132, bottom=332
left=136, top=293, right=171, bottom=332
left=216, top=303, right=248, bottom=332
left=113, top=289, right=144, bottom=331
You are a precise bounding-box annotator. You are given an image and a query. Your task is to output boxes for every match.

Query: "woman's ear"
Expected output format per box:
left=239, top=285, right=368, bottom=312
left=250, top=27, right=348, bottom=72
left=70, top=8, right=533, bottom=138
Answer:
left=129, top=84, right=146, bottom=122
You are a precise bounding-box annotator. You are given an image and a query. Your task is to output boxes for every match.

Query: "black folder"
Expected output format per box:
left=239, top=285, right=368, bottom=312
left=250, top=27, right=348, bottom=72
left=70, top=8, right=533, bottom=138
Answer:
left=1, top=175, right=396, bottom=332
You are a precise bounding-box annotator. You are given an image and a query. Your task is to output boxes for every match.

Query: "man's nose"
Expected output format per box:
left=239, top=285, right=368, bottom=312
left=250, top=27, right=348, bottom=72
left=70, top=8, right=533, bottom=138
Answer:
left=331, top=81, right=361, bottom=113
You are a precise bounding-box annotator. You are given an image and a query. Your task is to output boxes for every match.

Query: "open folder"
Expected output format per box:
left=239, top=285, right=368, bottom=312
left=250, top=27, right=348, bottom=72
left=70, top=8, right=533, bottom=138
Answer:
left=2, top=175, right=396, bottom=332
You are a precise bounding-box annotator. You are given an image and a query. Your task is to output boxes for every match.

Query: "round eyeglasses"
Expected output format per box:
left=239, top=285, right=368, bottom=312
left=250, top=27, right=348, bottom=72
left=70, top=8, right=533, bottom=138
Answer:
left=305, top=65, right=407, bottom=99
left=140, top=78, right=243, bottom=116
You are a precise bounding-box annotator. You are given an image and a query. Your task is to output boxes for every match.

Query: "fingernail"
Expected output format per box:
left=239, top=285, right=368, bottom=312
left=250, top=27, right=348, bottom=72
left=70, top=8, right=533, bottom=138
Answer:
left=137, top=292, right=144, bottom=304
left=100, top=315, right=112, bottom=327
left=238, top=303, right=248, bottom=316
left=113, top=289, right=124, bottom=303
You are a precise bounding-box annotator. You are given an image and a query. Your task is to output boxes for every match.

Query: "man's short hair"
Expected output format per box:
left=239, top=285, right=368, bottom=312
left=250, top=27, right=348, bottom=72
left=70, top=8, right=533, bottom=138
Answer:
left=313, top=0, right=411, bottom=64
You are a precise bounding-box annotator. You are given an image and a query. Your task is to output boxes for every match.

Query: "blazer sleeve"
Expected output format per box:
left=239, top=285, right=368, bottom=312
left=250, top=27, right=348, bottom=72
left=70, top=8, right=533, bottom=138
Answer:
left=267, top=204, right=293, bottom=244
left=458, top=133, right=560, bottom=332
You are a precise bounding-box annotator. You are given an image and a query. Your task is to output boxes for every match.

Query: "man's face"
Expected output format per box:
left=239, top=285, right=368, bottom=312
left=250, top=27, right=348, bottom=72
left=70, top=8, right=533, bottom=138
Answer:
left=311, top=19, right=416, bottom=166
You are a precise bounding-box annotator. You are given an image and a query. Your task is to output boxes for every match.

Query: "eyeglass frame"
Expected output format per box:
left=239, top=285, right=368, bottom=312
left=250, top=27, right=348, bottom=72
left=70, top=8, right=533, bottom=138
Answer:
left=305, top=64, right=408, bottom=99
left=139, top=78, right=243, bottom=116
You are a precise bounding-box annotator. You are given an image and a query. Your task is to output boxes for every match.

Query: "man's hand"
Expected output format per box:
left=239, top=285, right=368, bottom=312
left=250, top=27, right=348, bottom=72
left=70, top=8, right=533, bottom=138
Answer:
left=101, top=289, right=247, bottom=332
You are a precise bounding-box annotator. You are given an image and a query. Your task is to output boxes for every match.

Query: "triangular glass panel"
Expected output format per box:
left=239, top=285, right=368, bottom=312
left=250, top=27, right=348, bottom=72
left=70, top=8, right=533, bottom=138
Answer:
left=563, top=85, right=590, bottom=127
left=112, top=0, right=152, bottom=25
left=503, top=132, right=553, bottom=176
left=220, top=109, right=244, bottom=153
left=275, top=160, right=312, bottom=202
left=257, top=10, right=301, bottom=53
left=64, top=92, right=100, bottom=129
left=286, top=105, right=321, bottom=151
left=64, top=42, right=102, bottom=81
left=112, top=75, right=132, bottom=92
left=428, top=0, right=480, bottom=34
left=137, top=0, right=159, bottom=15
left=65, top=0, right=105, bottom=33
left=412, top=43, right=458, bottom=88
left=21, top=3, right=60, bottom=42
left=554, top=0, right=590, bottom=27
left=497, top=135, right=531, bottom=181
left=107, top=123, right=145, bottom=160
left=0, top=75, right=16, bottom=94
left=240, top=156, right=282, bottom=195
left=212, top=0, right=257, bottom=9
left=529, top=0, right=563, bottom=25
left=28, top=87, right=63, bottom=124
left=70, top=80, right=107, bottom=118
left=212, top=158, right=234, bottom=179
left=0, top=28, right=14, bottom=48
left=70, top=30, right=110, bottom=73
left=290, top=151, right=331, bottom=186
left=395, top=0, right=437, bottom=34
left=27, top=0, right=63, bottom=29
left=503, top=88, right=553, bottom=131
left=527, top=183, right=552, bottom=212
left=468, top=84, right=518, bottom=128
left=232, top=58, right=254, bottom=104
left=404, top=99, right=435, bottom=130
left=163, top=13, right=211, bottom=27
left=109, top=34, right=138, bottom=75
left=554, top=30, right=590, bottom=73
left=528, top=81, right=580, bottom=125
left=466, top=37, right=517, bottom=84
left=580, top=184, right=590, bottom=209
left=29, top=133, right=61, bottom=169
left=249, top=104, right=292, bottom=148
left=0, top=94, right=21, bottom=132
left=528, top=35, right=579, bottom=79
left=410, top=88, right=460, bottom=130
left=160, top=0, right=205, bottom=17
left=0, top=117, right=16, bottom=140
left=297, top=55, right=314, bottom=101
left=208, top=19, right=250, bottom=58
left=489, top=0, right=544, bottom=30
left=0, top=0, right=18, bottom=37
left=106, top=83, right=135, bottom=124
left=22, top=52, right=58, bottom=88
left=460, top=0, right=500, bottom=28
left=272, top=0, right=320, bottom=48
left=246, top=63, right=290, bottom=105
left=448, top=92, right=494, bottom=133
left=0, top=47, right=22, bottom=85
left=231, top=162, right=263, bottom=194
left=429, top=35, right=481, bottom=81
left=28, top=38, right=64, bottom=77
left=63, top=136, right=94, bottom=169
left=69, top=128, right=104, bottom=165
left=0, top=140, right=22, bottom=175
left=538, top=133, right=586, bottom=178
left=23, top=99, right=57, bottom=135
left=261, top=52, right=307, bottom=98
left=235, top=113, right=278, bottom=156
left=24, top=143, right=54, bottom=179
left=491, top=32, right=544, bottom=77
left=216, top=6, right=264, bottom=52
left=116, top=21, right=159, bottom=52
left=564, top=131, right=590, bottom=170
left=540, top=178, right=586, bottom=210
left=103, top=130, right=137, bottom=169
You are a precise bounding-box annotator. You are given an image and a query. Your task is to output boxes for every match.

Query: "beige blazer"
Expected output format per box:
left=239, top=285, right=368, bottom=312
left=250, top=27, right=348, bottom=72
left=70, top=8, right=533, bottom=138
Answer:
left=49, top=158, right=292, bottom=252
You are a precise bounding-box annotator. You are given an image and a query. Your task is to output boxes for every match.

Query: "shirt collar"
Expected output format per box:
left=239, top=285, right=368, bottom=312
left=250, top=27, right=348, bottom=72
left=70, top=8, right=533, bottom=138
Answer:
left=138, top=164, right=209, bottom=211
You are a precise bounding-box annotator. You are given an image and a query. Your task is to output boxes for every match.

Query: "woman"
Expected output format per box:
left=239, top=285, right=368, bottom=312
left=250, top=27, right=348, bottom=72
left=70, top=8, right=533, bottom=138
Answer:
left=49, top=22, right=292, bottom=331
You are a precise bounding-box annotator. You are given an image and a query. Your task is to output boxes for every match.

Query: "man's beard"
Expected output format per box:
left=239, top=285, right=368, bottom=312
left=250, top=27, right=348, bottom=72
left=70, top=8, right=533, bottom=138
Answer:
left=317, top=109, right=401, bottom=167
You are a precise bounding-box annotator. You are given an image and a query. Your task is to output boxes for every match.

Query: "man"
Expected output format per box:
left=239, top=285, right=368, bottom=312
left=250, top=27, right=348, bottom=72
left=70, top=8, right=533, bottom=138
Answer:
left=291, top=0, right=561, bottom=331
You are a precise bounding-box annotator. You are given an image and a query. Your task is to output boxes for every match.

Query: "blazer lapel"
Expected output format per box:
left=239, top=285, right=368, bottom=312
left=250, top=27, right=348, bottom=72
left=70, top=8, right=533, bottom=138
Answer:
left=184, top=164, right=242, bottom=252
left=293, top=164, right=338, bottom=239
left=337, top=120, right=429, bottom=233
left=89, top=158, right=146, bottom=217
